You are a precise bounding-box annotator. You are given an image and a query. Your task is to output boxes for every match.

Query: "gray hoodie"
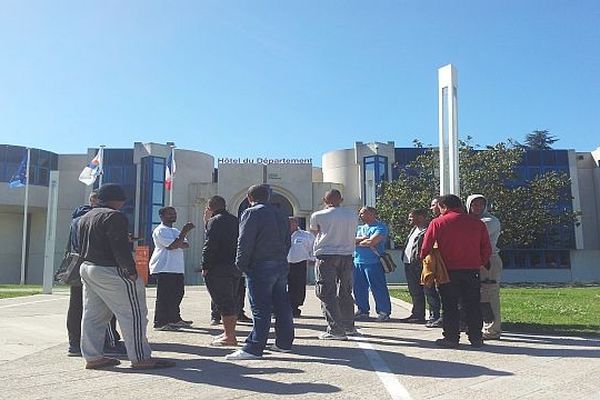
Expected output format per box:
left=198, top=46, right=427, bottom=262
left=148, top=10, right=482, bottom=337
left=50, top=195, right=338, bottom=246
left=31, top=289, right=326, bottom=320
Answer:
left=466, top=194, right=501, bottom=254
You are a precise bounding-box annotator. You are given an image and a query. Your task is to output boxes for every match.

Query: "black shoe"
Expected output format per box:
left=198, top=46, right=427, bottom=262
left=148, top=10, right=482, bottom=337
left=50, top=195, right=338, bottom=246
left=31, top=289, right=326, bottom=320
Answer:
left=435, top=338, right=459, bottom=349
left=292, top=309, right=301, bottom=318
left=399, top=315, right=426, bottom=324
left=425, top=317, right=443, bottom=328
left=470, top=339, right=484, bottom=348
left=238, top=314, right=252, bottom=323
left=210, top=318, right=221, bottom=326
left=67, top=343, right=81, bottom=357
left=104, top=341, right=128, bottom=356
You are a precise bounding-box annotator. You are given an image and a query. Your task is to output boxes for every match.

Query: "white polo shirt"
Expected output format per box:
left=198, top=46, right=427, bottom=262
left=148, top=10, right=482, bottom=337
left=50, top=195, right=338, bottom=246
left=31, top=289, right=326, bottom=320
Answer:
left=287, top=229, right=315, bottom=263
left=149, top=223, right=187, bottom=274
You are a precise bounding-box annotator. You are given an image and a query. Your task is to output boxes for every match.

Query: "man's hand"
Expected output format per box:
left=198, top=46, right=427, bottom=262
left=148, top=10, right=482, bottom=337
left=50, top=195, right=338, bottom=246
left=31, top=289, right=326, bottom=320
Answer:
left=126, top=271, right=138, bottom=281
left=483, top=261, right=491, bottom=270
left=181, top=222, right=195, bottom=235
left=201, top=269, right=208, bottom=277
left=203, top=208, right=213, bottom=222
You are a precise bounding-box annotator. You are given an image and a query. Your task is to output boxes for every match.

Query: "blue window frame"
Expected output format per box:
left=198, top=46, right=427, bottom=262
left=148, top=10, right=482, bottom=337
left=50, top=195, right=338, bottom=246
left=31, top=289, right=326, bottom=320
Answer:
left=0, top=145, right=58, bottom=186
left=94, top=149, right=137, bottom=234
left=363, top=155, right=388, bottom=206
left=139, top=156, right=165, bottom=245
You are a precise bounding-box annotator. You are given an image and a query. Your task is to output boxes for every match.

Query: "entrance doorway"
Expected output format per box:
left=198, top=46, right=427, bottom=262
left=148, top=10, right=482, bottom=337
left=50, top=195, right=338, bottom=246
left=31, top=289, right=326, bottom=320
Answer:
left=237, top=192, right=294, bottom=218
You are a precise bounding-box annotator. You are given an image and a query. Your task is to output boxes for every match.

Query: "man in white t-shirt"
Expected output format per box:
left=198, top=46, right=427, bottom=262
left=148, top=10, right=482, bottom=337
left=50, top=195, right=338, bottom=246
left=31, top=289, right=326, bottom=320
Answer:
left=149, top=207, right=195, bottom=331
left=287, top=217, right=315, bottom=318
left=310, top=189, right=358, bottom=340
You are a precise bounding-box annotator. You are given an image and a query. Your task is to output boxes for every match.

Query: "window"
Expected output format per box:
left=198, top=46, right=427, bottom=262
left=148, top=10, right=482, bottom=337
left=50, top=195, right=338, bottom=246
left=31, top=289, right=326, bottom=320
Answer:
left=139, top=156, right=165, bottom=245
left=363, top=155, right=388, bottom=206
left=97, top=149, right=136, bottom=233
left=0, top=145, right=58, bottom=186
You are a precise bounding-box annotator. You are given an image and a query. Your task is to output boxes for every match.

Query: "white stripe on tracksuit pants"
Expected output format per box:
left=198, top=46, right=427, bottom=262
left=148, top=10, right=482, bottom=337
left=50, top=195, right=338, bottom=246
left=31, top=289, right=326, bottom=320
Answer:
left=80, top=262, right=152, bottom=363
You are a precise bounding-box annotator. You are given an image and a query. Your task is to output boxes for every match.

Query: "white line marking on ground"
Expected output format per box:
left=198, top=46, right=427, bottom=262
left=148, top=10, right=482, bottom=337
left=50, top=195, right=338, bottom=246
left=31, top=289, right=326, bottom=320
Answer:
left=0, top=297, right=67, bottom=309
left=350, top=337, right=413, bottom=400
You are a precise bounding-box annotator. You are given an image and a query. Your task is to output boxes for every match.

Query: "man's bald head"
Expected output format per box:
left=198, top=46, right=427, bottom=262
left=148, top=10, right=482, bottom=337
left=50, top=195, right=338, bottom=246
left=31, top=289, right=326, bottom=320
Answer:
left=323, top=189, right=343, bottom=207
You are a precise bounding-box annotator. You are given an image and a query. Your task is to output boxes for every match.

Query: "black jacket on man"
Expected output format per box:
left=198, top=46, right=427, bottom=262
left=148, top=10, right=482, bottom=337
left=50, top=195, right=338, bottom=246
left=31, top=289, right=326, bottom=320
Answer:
left=78, top=206, right=136, bottom=275
left=202, top=209, right=239, bottom=276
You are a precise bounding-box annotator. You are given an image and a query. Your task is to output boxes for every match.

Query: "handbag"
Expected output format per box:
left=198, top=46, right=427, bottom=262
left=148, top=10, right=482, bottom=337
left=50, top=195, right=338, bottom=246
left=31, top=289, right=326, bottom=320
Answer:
left=54, top=251, right=83, bottom=286
left=371, top=247, right=397, bottom=273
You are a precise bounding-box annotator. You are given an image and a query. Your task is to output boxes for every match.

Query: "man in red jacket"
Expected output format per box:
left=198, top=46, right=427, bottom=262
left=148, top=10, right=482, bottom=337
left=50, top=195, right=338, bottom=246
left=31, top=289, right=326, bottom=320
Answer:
left=421, top=194, right=492, bottom=348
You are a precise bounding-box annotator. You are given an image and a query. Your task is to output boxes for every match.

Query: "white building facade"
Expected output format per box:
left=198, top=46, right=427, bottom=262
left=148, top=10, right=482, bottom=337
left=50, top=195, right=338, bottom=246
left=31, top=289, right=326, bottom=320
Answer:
left=1, top=141, right=599, bottom=284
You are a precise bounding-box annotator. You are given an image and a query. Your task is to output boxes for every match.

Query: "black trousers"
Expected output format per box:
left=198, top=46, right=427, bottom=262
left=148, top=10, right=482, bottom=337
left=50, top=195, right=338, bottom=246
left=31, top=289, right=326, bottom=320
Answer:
left=405, top=261, right=442, bottom=320
left=206, top=273, right=241, bottom=317
left=211, top=276, right=247, bottom=319
left=438, top=270, right=483, bottom=343
left=288, top=261, right=307, bottom=309
left=67, top=285, right=120, bottom=346
left=154, top=272, right=185, bottom=327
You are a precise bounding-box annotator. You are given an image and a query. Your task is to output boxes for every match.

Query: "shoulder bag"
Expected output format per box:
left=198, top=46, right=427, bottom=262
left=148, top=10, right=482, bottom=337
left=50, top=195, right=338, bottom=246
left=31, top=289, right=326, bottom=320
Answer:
left=371, top=247, right=397, bottom=274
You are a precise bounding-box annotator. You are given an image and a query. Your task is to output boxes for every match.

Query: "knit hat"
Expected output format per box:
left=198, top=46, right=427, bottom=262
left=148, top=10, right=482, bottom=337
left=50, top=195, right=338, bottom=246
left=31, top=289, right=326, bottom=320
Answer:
left=97, top=183, right=127, bottom=202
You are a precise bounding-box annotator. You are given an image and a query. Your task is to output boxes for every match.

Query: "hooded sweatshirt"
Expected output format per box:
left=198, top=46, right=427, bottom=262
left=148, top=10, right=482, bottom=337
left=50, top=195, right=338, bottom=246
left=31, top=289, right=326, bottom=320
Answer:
left=466, top=194, right=501, bottom=254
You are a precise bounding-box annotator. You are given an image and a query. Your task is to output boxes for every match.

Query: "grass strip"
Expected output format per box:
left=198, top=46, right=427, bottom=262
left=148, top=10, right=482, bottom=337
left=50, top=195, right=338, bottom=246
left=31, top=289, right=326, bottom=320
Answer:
left=0, top=291, right=42, bottom=299
left=390, top=286, right=600, bottom=336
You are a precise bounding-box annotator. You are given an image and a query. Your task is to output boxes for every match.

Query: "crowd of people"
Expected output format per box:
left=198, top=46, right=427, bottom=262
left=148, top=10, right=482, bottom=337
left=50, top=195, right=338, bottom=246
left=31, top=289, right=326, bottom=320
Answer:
left=66, top=182, right=502, bottom=369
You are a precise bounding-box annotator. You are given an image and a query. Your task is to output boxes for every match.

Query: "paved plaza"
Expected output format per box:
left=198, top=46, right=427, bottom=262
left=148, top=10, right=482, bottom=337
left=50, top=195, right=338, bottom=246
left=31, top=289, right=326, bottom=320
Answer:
left=1, top=286, right=599, bottom=400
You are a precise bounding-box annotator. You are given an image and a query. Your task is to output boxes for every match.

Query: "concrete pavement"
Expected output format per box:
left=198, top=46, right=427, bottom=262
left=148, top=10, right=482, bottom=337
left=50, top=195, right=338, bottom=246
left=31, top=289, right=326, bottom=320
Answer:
left=0, top=286, right=599, bottom=400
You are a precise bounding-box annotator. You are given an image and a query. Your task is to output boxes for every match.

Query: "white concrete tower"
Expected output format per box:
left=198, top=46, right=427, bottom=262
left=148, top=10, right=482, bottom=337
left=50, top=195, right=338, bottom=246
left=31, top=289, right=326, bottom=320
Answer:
left=438, top=64, right=460, bottom=196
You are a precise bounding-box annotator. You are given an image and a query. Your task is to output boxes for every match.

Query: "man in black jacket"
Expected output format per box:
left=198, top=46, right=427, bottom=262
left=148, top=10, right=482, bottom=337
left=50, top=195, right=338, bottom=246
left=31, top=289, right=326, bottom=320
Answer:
left=202, top=195, right=240, bottom=346
left=78, top=183, right=173, bottom=370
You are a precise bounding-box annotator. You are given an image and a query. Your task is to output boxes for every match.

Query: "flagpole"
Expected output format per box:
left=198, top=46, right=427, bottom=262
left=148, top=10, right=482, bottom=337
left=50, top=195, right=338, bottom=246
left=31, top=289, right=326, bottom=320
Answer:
left=20, top=148, right=31, bottom=285
left=169, top=144, right=175, bottom=207
left=98, top=145, right=106, bottom=187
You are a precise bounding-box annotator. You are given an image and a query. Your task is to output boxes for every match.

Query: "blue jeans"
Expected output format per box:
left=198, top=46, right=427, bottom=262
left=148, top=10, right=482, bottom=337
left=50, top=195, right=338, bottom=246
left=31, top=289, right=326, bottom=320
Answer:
left=242, top=260, right=295, bottom=356
left=353, top=261, right=392, bottom=315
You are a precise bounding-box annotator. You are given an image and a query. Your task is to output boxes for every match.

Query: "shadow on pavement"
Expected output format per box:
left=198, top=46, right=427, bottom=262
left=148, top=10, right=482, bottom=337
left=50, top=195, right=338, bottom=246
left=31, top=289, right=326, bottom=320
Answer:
left=115, top=356, right=341, bottom=395
left=292, top=320, right=600, bottom=359
left=151, top=340, right=510, bottom=380
left=280, top=343, right=513, bottom=379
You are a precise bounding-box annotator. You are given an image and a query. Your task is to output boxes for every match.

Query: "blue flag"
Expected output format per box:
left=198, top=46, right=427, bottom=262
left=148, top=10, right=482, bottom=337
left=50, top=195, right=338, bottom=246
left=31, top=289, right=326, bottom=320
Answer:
left=9, top=153, right=28, bottom=188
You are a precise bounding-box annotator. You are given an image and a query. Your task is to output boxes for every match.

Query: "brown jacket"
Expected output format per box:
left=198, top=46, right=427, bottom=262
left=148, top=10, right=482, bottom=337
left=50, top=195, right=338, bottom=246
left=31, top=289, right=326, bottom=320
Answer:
left=420, top=245, right=450, bottom=287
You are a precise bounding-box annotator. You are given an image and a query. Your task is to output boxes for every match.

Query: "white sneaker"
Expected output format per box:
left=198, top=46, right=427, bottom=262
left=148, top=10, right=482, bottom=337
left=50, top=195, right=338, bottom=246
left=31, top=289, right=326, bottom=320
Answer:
left=268, top=344, right=292, bottom=353
left=319, top=332, right=348, bottom=341
left=225, top=350, right=261, bottom=360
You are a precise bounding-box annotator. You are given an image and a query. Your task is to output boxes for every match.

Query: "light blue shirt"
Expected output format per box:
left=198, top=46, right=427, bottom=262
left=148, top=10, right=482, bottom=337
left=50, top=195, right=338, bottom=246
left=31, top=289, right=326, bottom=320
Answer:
left=353, top=221, right=388, bottom=264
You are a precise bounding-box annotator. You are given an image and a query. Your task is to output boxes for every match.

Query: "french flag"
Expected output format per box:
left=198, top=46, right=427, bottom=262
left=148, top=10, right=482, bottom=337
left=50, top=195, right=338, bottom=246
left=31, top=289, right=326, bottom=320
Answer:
left=165, top=153, right=176, bottom=190
left=79, top=148, right=103, bottom=186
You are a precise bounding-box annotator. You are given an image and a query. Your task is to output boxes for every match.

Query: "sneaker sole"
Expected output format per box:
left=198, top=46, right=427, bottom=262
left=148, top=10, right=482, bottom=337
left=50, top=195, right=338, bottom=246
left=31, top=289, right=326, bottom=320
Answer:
left=319, top=336, right=348, bottom=341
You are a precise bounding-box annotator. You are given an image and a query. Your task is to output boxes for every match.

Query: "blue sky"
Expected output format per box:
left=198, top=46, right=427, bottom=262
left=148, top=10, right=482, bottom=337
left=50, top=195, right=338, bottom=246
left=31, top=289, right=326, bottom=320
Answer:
left=1, top=1, right=599, bottom=165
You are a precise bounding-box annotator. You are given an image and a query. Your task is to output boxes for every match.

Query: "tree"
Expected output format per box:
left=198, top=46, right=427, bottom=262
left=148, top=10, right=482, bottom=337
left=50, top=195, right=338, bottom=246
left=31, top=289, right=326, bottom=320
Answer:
left=524, top=129, right=558, bottom=150
left=378, top=139, right=578, bottom=250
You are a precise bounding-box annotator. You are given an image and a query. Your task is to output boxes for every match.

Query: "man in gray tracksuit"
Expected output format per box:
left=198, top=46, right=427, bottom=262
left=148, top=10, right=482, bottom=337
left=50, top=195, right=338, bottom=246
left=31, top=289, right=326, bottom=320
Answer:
left=78, top=183, right=174, bottom=370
